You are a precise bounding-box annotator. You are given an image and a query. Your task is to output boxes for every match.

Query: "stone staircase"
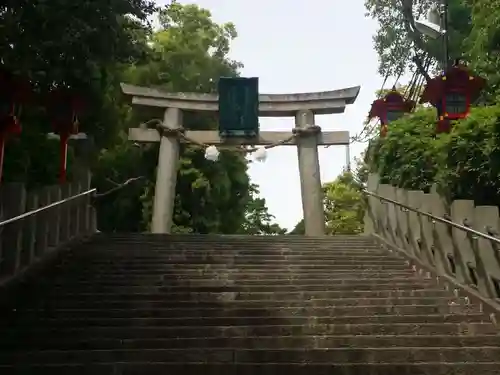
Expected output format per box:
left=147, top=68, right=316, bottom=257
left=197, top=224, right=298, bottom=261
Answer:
left=1, top=234, right=499, bottom=374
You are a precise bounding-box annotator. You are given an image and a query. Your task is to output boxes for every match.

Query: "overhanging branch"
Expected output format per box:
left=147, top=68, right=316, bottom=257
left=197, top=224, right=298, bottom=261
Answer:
left=400, top=0, right=432, bottom=82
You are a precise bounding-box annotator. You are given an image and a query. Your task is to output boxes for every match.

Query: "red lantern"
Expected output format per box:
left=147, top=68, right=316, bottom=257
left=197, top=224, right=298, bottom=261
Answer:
left=368, top=89, right=415, bottom=126
left=47, top=88, right=84, bottom=184
left=420, top=64, right=486, bottom=121
left=0, top=68, right=31, bottom=182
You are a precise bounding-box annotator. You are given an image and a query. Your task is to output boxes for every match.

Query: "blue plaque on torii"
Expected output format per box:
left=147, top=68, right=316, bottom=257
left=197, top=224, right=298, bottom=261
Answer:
left=218, top=77, right=259, bottom=138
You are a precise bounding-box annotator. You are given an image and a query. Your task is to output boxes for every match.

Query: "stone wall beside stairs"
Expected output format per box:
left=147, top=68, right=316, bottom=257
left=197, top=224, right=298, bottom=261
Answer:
left=365, top=172, right=500, bottom=305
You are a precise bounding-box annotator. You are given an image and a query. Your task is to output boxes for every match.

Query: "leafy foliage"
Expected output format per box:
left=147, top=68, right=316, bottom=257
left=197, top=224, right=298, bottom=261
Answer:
left=436, top=105, right=500, bottom=205
left=1, top=0, right=155, bottom=186
left=239, top=184, right=286, bottom=235
left=2, top=0, right=283, bottom=235
left=290, top=172, right=365, bottom=235
left=368, top=105, right=500, bottom=206
left=365, top=0, right=500, bottom=210
left=465, top=0, right=500, bottom=101
left=365, top=0, right=472, bottom=77
left=368, top=108, right=440, bottom=191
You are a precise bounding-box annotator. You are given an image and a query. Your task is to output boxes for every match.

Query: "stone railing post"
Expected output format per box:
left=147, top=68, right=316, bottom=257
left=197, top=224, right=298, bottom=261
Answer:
left=406, top=190, right=428, bottom=262
left=295, top=110, right=325, bottom=236
left=59, top=183, right=72, bottom=243
left=394, top=188, right=410, bottom=252
left=69, top=178, right=80, bottom=238
left=449, top=200, right=477, bottom=286
left=364, top=173, right=379, bottom=234
left=427, top=190, right=455, bottom=276
left=151, top=107, right=182, bottom=234
left=24, top=192, right=39, bottom=267
left=77, top=168, right=92, bottom=234
left=47, top=185, right=62, bottom=248
left=473, top=205, right=500, bottom=299
left=0, top=183, right=26, bottom=277
left=34, top=187, right=50, bottom=258
left=407, top=191, right=434, bottom=266
left=378, top=184, right=401, bottom=248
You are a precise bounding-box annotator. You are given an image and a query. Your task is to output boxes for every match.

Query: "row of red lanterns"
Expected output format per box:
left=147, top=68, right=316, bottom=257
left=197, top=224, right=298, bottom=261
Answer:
left=368, top=64, right=486, bottom=137
left=0, top=68, right=84, bottom=183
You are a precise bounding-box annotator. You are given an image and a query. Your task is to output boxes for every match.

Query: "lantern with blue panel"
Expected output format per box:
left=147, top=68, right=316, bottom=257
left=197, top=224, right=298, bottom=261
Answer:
left=368, top=88, right=415, bottom=137
left=420, top=63, right=486, bottom=133
left=218, top=77, right=259, bottom=138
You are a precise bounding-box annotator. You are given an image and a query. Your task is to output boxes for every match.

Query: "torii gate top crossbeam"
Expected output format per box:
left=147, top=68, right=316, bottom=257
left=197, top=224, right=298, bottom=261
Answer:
left=121, top=83, right=360, bottom=117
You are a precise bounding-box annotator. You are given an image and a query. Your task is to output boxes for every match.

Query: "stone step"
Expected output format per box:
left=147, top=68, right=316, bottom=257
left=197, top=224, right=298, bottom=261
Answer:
left=3, top=313, right=486, bottom=329
left=43, top=281, right=441, bottom=293
left=49, top=270, right=418, bottom=281
left=92, top=241, right=378, bottom=247
left=91, top=234, right=373, bottom=242
left=80, top=248, right=388, bottom=256
left=52, top=263, right=413, bottom=272
left=100, top=246, right=385, bottom=251
left=56, top=259, right=408, bottom=266
left=92, top=238, right=377, bottom=243
left=2, top=334, right=500, bottom=351
left=101, top=245, right=384, bottom=250
left=29, top=295, right=469, bottom=308
left=47, top=276, right=434, bottom=287
left=2, top=322, right=496, bottom=337
left=13, top=304, right=479, bottom=318
left=78, top=251, right=391, bottom=258
left=84, top=241, right=380, bottom=246
left=75, top=239, right=384, bottom=245
left=1, top=347, right=500, bottom=365
left=67, top=258, right=403, bottom=266
left=2, top=362, right=499, bottom=375
left=28, top=288, right=453, bottom=302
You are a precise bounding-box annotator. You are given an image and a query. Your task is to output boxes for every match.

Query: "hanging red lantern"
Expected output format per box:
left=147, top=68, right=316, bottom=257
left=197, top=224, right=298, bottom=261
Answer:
left=420, top=64, right=486, bottom=122
left=368, top=89, right=415, bottom=126
left=47, top=88, right=84, bottom=184
left=0, top=67, right=31, bottom=182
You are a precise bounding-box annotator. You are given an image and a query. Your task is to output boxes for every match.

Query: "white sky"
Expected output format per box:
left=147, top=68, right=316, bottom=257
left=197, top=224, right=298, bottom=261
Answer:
left=159, top=0, right=407, bottom=230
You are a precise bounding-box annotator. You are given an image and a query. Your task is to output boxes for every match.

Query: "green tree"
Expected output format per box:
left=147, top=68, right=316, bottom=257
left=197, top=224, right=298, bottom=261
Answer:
left=464, top=0, right=500, bottom=101
left=93, top=2, right=282, bottom=234
left=290, top=220, right=305, bottom=235
left=290, top=172, right=365, bottom=235
left=364, top=0, right=500, bottom=213
left=1, top=0, right=155, bottom=186
left=368, top=107, right=439, bottom=191
left=365, top=0, right=472, bottom=78
left=323, top=173, right=365, bottom=235
left=239, top=184, right=286, bottom=235
left=367, top=104, right=500, bottom=207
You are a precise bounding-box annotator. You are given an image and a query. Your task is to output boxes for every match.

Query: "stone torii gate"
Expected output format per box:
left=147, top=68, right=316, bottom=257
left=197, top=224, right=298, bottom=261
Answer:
left=121, top=83, right=360, bottom=236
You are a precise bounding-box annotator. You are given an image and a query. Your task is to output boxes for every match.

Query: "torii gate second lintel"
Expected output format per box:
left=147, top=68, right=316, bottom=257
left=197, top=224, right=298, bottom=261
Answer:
left=121, top=81, right=360, bottom=236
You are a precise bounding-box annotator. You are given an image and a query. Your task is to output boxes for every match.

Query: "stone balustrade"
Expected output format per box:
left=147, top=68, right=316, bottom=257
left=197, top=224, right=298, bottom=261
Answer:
left=0, top=170, right=96, bottom=284
left=365, top=173, right=500, bottom=302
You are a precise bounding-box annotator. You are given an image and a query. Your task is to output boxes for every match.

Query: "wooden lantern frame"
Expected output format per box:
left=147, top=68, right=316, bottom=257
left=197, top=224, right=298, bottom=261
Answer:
left=420, top=64, right=486, bottom=121
left=368, top=89, right=415, bottom=126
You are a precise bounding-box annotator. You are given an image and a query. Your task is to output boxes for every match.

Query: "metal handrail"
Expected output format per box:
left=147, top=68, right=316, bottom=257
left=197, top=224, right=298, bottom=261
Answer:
left=365, top=189, right=500, bottom=245
left=0, top=188, right=96, bottom=228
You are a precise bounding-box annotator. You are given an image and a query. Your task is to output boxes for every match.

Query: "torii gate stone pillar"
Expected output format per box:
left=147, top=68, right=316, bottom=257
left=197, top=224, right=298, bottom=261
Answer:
left=121, top=83, right=360, bottom=236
